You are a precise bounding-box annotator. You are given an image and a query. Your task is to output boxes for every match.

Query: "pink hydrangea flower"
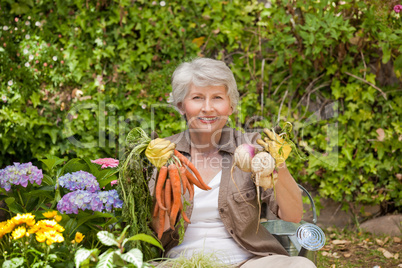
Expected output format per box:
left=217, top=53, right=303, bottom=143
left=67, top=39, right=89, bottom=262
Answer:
left=91, top=158, right=119, bottom=169
left=110, top=180, right=118, bottom=186
left=395, top=5, right=402, bottom=13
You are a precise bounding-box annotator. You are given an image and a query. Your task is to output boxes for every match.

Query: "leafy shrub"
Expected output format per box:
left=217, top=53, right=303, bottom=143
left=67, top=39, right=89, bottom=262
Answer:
left=0, top=0, right=401, bottom=217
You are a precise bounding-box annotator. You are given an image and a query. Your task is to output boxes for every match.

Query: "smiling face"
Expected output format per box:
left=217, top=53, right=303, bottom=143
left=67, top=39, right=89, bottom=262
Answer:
left=178, top=84, right=233, bottom=135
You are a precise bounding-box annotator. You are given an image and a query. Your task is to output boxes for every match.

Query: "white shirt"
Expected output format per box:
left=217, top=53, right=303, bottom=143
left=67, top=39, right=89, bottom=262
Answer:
left=167, top=170, right=253, bottom=264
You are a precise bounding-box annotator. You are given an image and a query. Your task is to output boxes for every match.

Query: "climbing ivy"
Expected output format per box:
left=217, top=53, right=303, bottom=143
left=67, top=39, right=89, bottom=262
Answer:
left=0, top=0, right=401, bottom=216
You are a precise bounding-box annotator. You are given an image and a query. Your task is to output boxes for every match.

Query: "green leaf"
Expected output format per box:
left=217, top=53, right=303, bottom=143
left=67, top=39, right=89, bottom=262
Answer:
left=63, top=218, right=77, bottom=235
left=26, top=186, right=55, bottom=198
left=10, top=3, right=30, bottom=14
left=342, top=146, right=353, bottom=162
left=121, top=248, right=143, bottom=267
left=5, top=197, right=26, bottom=215
left=98, top=175, right=117, bottom=188
left=125, top=233, right=163, bottom=250
left=75, top=248, right=99, bottom=267
left=97, top=231, right=119, bottom=247
left=39, top=154, right=65, bottom=171
left=2, top=257, right=24, bottom=268
left=76, top=211, right=115, bottom=229
left=42, top=174, right=55, bottom=186
left=96, top=249, right=115, bottom=268
left=394, top=54, right=402, bottom=72
left=81, top=157, right=103, bottom=178
left=30, top=92, right=41, bottom=108
left=381, top=42, right=391, bottom=64
left=361, top=89, right=374, bottom=103
left=61, top=158, right=90, bottom=175
left=42, top=127, right=59, bottom=144
left=117, top=225, right=131, bottom=243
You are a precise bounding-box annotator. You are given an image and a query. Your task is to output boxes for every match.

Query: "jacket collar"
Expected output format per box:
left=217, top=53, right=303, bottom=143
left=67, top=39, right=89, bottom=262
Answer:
left=167, top=125, right=237, bottom=155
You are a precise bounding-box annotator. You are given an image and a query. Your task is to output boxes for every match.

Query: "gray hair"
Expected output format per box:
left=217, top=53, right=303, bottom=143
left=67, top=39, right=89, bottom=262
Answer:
left=168, top=58, right=239, bottom=112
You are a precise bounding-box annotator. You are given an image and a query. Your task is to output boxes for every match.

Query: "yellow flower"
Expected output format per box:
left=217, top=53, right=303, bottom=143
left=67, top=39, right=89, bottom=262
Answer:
left=0, top=221, right=8, bottom=238
left=28, top=219, right=65, bottom=237
left=42, top=211, right=62, bottom=222
left=43, top=211, right=57, bottom=218
left=44, top=230, right=64, bottom=245
left=12, top=226, right=26, bottom=240
left=11, top=213, right=35, bottom=227
left=37, top=220, right=65, bottom=233
left=0, top=220, right=16, bottom=237
left=55, top=215, right=62, bottom=222
left=35, top=231, right=47, bottom=243
left=28, top=224, right=40, bottom=234
left=74, top=232, right=85, bottom=243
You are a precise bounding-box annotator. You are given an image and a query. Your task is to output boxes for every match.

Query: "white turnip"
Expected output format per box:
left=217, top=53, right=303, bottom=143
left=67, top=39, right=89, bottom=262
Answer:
left=233, top=144, right=257, bottom=172
left=259, top=170, right=279, bottom=191
left=250, top=151, right=276, bottom=224
left=232, top=146, right=277, bottom=231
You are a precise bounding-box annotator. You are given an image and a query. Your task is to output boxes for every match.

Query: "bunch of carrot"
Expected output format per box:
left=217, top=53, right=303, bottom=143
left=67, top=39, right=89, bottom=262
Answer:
left=153, top=150, right=211, bottom=239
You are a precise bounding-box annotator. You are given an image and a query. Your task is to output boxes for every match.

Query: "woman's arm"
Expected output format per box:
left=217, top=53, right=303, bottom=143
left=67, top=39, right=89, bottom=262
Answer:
left=275, top=163, right=303, bottom=223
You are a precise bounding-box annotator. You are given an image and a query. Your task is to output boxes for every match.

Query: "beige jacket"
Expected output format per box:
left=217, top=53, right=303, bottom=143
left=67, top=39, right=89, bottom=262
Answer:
left=149, top=126, right=289, bottom=257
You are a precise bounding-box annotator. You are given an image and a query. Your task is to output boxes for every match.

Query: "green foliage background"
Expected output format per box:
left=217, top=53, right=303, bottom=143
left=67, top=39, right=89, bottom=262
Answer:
left=1, top=0, right=401, bottom=217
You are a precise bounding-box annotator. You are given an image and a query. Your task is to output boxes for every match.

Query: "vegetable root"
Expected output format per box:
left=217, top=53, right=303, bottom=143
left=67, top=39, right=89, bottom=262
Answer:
left=152, top=149, right=210, bottom=240
left=174, top=150, right=211, bottom=190
left=169, top=164, right=181, bottom=229
left=157, top=190, right=166, bottom=239
left=231, top=145, right=277, bottom=232
left=155, top=166, right=168, bottom=210
left=165, top=178, right=172, bottom=214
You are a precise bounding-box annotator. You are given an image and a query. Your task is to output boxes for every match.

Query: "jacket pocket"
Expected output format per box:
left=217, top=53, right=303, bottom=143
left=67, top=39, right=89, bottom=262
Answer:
left=232, top=188, right=259, bottom=224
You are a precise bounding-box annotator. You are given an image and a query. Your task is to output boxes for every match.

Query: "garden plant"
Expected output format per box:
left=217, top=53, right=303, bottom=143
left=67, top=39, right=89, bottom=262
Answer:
left=0, top=0, right=401, bottom=267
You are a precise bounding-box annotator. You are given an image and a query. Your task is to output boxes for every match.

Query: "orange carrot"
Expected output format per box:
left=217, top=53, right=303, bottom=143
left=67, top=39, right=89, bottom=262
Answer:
left=165, top=178, right=172, bottom=215
left=153, top=201, right=159, bottom=218
left=169, top=164, right=182, bottom=229
left=185, top=169, right=209, bottom=191
left=157, top=190, right=166, bottom=239
left=179, top=166, right=188, bottom=195
left=179, top=202, right=191, bottom=224
left=174, top=150, right=211, bottom=190
left=186, top=181, right=194, bottom=200
left=155, top=166, right=168, bottom=210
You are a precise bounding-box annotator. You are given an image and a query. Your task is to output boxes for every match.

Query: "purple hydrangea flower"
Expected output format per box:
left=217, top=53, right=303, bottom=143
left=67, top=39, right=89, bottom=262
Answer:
left=57, top=189, right=123, bottom=214
left=0, top=162, right=43, bottom=191
left=57, top=190, right=98, bottom=214
left=97, top=190, right=123, bottom=212
left=57, top=171, right=100, bottom=192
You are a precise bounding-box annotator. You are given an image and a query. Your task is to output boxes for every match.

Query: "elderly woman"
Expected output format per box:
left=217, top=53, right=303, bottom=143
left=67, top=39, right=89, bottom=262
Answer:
left=150, top=58, right=316, bottom=268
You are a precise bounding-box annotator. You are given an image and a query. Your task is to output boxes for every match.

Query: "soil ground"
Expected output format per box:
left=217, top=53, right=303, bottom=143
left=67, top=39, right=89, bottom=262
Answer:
left=317, top=227, right=401, bottom=268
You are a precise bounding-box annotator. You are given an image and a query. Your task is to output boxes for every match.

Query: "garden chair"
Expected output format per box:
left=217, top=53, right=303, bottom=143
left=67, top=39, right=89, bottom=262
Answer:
left=260, top=184, right=325, bottom=265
